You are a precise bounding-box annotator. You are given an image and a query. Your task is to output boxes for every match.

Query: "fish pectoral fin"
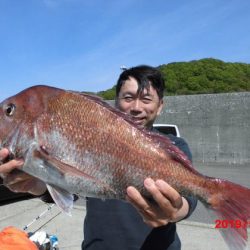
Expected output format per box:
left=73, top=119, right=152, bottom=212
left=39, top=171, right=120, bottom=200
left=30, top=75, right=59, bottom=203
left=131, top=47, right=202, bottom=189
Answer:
left=46, top=184, right=74, bottom=215
left=34, top=147, right=117, bottom=196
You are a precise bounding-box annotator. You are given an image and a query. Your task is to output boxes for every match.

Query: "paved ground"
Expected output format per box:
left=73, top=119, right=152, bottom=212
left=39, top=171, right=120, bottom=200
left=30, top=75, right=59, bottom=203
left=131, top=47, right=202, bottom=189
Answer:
left=0, top=163, right=249, bottom=249
left=0, top=198, right=84, bottom=250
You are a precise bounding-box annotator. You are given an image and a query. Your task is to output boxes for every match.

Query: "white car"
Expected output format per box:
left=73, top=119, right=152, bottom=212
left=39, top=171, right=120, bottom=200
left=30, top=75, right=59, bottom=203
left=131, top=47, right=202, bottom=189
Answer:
left=153, top=124, right=180, bottom=137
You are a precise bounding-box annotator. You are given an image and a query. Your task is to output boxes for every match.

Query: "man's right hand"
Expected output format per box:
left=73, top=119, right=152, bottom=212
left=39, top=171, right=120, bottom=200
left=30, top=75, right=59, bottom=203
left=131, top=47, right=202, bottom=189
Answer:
left=0, top=148, right=47, bottom=196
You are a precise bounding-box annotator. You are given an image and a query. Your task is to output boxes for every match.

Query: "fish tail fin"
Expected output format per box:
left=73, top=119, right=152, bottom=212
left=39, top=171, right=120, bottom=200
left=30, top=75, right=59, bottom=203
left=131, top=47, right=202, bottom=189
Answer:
left=209, top=180, right=250, bottom=250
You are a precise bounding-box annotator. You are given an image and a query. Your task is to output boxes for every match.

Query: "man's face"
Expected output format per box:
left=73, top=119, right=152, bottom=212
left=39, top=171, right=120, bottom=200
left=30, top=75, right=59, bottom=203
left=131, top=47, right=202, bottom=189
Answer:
left=116, top=77, right=163, bottom=128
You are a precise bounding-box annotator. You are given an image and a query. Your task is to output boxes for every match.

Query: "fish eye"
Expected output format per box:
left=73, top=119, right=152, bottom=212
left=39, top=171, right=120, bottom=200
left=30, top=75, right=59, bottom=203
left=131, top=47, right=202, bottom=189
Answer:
left=5, top=103, right=16, bottom=116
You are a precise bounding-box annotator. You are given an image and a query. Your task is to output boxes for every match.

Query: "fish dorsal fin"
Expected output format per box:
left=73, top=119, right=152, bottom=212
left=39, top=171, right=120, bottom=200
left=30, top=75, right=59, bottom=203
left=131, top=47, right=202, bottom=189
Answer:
left=144, top=130, right=197, bottom=173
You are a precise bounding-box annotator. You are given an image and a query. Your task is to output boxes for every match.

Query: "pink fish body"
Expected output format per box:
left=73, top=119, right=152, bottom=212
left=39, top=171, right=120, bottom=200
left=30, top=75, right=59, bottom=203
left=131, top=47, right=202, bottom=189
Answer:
left=0, top=85, right=249, bottom=250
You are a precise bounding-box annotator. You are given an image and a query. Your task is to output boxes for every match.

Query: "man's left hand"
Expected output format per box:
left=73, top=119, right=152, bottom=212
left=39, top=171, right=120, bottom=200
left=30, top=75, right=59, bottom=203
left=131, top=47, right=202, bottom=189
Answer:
left=126, top=178, right=189, bottom=227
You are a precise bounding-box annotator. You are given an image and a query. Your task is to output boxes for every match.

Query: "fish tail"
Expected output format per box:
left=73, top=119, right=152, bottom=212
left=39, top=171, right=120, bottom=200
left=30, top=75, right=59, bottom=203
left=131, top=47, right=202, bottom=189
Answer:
left=209, top=179, right=250, bottom=250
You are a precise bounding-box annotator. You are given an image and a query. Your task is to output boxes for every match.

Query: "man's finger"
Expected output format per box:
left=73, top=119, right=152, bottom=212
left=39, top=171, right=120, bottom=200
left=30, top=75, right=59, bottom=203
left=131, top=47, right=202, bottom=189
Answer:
left=126, top=186, right=149, bottom=210
left=126, top=186, right=155, bottom=217
left=155, top=180, right=183, bottom=209
left=143, top=178, right=178, bottom=216
left=0, top=159, right=24, bottom=174
left=0, top=148, right=9, bottom=161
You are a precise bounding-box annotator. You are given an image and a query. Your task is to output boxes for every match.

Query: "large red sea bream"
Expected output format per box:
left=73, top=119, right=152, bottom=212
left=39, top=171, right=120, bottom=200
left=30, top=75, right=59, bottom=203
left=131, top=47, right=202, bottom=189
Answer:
left=0, top=85, right=249, bottom=250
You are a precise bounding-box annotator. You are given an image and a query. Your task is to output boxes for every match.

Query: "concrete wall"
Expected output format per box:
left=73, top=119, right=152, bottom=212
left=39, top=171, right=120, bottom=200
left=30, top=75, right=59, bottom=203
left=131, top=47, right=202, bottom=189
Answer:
left=155, top=92, right=250, bottom=165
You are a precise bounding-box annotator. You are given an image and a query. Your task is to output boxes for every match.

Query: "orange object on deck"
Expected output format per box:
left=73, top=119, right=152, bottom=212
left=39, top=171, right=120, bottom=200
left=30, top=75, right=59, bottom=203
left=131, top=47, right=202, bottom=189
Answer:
left=0, top=226, right=38, bottom=250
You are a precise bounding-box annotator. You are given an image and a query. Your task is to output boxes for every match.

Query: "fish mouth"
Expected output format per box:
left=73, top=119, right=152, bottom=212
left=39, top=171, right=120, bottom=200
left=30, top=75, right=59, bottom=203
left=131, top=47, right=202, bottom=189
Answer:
left=0, top=124, right=20, bottom=154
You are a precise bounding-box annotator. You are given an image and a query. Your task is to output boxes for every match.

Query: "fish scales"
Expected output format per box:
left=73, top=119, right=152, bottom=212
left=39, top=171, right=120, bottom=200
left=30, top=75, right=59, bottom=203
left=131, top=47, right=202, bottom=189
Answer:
left=39, top=91, right=192, bottom=198
left=61, top=92, right=205, bottom=198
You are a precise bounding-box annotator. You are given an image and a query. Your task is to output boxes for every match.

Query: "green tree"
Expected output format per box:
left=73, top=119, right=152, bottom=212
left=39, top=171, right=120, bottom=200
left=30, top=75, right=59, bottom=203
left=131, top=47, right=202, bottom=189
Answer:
left=98, top=58, right=250, bottom=99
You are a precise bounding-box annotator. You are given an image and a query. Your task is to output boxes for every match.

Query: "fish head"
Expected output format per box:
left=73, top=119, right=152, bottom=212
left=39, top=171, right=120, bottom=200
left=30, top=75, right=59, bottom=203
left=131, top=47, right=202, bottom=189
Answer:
left=0, top=85, right=61, bottom=155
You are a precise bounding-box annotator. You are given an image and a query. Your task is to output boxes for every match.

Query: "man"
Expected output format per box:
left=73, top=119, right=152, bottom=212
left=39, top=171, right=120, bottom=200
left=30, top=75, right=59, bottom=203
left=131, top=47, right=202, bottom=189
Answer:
left=0, top=65, right=197, bottom=249
left=83, top=65, right=197, bottom=250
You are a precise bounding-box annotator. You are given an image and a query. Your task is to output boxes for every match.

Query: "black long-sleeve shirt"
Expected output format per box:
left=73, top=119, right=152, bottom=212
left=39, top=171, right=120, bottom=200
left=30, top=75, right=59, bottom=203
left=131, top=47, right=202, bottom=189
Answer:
left=82, top=134, right=197, bottom=250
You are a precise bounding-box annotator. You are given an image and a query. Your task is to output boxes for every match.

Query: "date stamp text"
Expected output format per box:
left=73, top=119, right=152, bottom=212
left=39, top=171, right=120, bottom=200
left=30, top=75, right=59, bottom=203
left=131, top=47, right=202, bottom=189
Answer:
left=215, top=219, right=250, bottom=229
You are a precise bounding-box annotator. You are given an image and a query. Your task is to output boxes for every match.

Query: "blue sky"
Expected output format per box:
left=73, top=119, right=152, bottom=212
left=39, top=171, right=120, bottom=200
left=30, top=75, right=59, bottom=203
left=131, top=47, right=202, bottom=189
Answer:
left=0, top=0, right=249, bottom=101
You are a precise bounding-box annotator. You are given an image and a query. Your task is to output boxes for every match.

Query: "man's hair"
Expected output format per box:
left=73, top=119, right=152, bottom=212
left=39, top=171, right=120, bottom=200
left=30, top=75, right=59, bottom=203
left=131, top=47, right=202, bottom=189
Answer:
left=115, top=65, right=165, bottom=99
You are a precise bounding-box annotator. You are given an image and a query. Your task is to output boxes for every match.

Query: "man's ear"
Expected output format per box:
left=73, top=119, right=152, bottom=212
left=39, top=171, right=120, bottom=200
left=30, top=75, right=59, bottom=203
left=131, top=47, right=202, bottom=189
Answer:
left=156, top=99, right=164, bottom=116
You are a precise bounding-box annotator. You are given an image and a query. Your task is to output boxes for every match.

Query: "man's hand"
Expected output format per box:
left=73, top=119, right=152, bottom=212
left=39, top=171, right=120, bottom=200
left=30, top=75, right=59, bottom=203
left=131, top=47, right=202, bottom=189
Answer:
left=0, top=148, right=47, bottom=196
left=126, top=178, right=189, bottom=227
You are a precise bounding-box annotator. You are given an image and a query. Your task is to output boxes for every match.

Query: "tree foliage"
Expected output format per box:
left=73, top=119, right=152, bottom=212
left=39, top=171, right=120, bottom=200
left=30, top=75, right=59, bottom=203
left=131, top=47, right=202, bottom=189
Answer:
left=97, top=58, right=250, bottom=99
left=97, top=85, right=116, bottom=100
